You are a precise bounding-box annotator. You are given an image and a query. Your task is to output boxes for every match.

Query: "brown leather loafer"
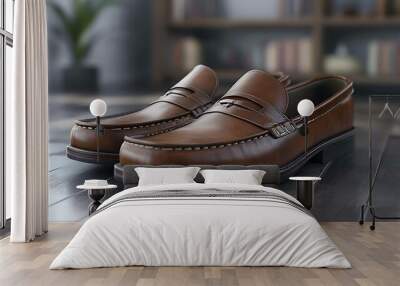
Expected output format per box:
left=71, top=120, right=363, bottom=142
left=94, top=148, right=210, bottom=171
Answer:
left=67, top=65, right=218, bottom=164
left=67, top=66, right=291, bottom=164
left=118, top=70, right=354, bottom=180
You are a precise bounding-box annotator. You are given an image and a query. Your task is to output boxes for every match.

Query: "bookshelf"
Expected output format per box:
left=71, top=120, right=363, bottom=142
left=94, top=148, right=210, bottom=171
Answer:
left=321, top=17, right=400, bottom=26
left=168, top=19, right=315, bottom=29
left=151, top=0, right=400, bottom=90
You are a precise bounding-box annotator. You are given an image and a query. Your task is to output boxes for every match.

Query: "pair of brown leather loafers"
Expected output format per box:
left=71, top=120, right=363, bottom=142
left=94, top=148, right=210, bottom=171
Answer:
left=68, top=65, right=291, bottom=163
left=68, top=65, right=354, bottom=180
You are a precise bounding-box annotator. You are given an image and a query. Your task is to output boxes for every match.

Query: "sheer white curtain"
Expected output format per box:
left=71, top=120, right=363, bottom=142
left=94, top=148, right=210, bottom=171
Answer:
left=7, top=0, right=48, bottom=242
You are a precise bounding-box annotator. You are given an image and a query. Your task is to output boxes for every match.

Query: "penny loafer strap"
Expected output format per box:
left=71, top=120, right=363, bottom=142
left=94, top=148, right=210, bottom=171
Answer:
left=151, top=85, right=213, bottom=112
left=204, top=104, right=288, bottom=130
left=221, top=90, right=286, bottom=120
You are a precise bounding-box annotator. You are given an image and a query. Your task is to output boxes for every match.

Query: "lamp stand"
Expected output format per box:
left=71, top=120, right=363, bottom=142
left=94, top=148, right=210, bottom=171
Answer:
left=96, top=116, right=101, bottom=163
left=304, top=116, right=308, bottom=157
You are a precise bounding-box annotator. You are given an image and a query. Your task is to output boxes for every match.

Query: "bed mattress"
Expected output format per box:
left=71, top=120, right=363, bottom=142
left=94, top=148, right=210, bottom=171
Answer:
left=50, top=183, right=350, bottom=269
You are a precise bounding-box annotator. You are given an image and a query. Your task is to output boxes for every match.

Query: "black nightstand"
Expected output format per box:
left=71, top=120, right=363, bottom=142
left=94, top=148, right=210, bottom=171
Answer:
left=77, top=182, right=117, bottom=215
left=289, top=177, right=321, bottom=210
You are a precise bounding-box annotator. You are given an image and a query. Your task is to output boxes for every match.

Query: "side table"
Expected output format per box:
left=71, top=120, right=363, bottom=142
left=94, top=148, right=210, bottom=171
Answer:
left=289, top=176, right=321, bottom=210
left=77, top=183, right=117, bottom=215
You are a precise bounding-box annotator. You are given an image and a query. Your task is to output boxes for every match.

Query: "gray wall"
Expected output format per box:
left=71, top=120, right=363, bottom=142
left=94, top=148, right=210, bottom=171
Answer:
left=47, top=0, right=152, bottom=93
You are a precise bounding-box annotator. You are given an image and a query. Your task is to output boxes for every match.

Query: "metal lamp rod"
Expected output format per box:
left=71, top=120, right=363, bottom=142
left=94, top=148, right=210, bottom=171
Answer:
left=96, top=116, right=100, bottom=163
left=304, top=116, right=308, bottom=157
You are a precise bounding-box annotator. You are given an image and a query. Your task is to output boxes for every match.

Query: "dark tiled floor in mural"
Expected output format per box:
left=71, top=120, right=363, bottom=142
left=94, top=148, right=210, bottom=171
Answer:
left=49, top=93, right=400, bottom=223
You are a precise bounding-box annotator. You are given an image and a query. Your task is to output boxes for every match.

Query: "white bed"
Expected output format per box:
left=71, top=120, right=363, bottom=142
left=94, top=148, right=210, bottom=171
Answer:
left=50, top=183, right=350, bottom=269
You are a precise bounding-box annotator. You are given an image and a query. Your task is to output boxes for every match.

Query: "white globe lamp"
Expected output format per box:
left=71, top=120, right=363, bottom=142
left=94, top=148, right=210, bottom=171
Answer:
left=90, top=99, right=107, bottom=117
left=297, top=99, right=315, bottom=117
left=89, top=99, right=107, bottom=163
left=297, top=99, right=315, bottom=156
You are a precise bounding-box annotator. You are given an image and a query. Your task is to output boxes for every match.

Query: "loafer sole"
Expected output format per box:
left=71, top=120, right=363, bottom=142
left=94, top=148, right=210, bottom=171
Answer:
left=66, top=145, right=119, bottom=165
left=114, top=128, right=354, bottom=185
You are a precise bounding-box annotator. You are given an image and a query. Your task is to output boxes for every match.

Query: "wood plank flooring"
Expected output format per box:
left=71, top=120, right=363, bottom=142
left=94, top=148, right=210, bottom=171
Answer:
left=1, top=222, right=399, bottom=286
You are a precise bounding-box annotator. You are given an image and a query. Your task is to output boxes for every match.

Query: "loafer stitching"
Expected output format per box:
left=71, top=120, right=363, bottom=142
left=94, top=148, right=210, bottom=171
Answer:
left=124, top=132, right=270, bottom=151
left=77, top=114, right=193, bottom=131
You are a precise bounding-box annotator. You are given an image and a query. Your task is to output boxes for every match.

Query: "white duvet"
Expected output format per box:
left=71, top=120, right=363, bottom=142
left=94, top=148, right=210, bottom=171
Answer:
left=50, top=183, right=350, bottom=269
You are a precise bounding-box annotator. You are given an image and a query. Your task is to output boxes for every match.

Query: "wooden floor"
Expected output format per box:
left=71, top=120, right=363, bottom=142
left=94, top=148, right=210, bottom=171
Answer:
left=0, top=222, right=399, bottom=286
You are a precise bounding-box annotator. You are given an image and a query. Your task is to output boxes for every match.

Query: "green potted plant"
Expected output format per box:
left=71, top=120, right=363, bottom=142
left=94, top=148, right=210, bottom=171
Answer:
left=49, top=0, right=115, bottom=92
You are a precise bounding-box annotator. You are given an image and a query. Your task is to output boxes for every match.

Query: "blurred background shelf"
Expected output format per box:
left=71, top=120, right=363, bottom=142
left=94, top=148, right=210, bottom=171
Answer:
left=149, top=0, right=400, bottom=93
left=168, top=70, right=400, bottom=86
left=351, top=76, right=400, bottom=86
left=168, top=18, right=315, bottom=29
left=168, top=68, right=312, bottom=83
left=322, top=17, right=400, bottom=26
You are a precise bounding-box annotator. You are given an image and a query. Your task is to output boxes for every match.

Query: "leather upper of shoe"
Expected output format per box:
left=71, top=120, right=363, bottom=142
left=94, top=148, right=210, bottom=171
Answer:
left=69, top=65, right=220, bottom=154
left=124, top=70, right=287, bottom=146
left=75, top=69, right=291, bottom=130
left=76, top=65, right=219, bottom=129
left=124, top=70, right=353, bottom=149
left=69, top=65, right=292, bottom=155
left=120, top=70, right=353, bottom=167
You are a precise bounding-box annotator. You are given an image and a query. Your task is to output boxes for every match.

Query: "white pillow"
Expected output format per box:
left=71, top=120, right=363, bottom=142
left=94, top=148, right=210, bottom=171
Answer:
left=135, top=167, right=200, bottom=186
left=200, top=169, right=266, bottom=185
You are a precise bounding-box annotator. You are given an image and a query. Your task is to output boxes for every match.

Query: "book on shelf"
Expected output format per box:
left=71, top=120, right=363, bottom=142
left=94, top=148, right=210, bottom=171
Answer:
left=298, top=38, right=312, bottom=73
left=279, top=0, right=311, bottom=18
left=395, top=0, right=400, bottom=15
left=265, top=41, right=279, bottom=71
left=366, top=41, right=378, bottom=76
left=367, top=40, right=400, bottom=77
left=171, top=37, right=202, bottom=73
left=328, top=0, right=377, bottom=17
left=382, top=0, right=400, bottom=16
left=264, top=38, right=313, bottom=74
left=222, top=0, right=278, bottom=20
left=171, top=0, right=310, bottom=21
left=171, top=0, right=185, bottom=21
left=171, top=0, right=218, bottom=21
